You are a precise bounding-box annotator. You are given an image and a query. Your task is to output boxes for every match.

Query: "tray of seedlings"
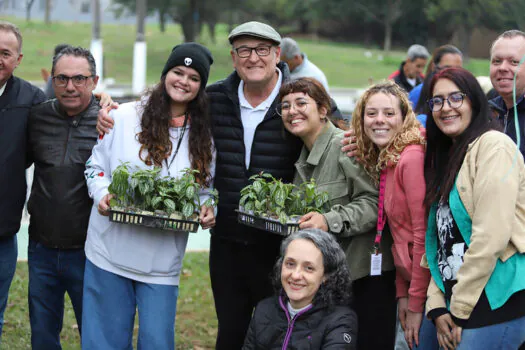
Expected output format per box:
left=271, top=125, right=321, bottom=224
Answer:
left=237, top=173, right=329, bottom=236
left=106, top=163, right=218, bottom=233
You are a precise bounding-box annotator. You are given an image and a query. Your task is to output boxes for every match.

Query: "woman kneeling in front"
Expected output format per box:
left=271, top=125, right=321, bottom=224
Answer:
left=243, top=228, right=357, bottom=349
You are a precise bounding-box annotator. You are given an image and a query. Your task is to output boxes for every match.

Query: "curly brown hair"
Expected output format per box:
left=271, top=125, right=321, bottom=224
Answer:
left=137, top=75, right=213, bottom=186
left=351, top=80, right=425, bottom=183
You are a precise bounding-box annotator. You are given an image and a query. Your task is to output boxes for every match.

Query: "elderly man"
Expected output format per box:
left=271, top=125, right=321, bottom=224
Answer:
left=488, top=30, right=525, bottom=156
left=206, top=22, right=304, bottom=349
left=389, top=44, right=430, bottom=92
left=280, top=37, right=329, bottom=91
left=26, top=46, right=100, bottom=349
left=0, top=21, right=46, bottom=341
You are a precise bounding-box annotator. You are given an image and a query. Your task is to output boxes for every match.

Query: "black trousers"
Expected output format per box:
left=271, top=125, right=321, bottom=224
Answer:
left=352, top=270, right=397, bottom=350
left=209, top=235, right=282, bottom=350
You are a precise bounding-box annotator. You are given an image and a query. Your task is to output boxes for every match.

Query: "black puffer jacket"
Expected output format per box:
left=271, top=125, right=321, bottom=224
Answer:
left=27, top=97, right=100, bottom=248
left=206, top=62, right=303, bottom=244
left=243, top=296, right=357, bottom=349
left=0, top=76, right=46, bottom=239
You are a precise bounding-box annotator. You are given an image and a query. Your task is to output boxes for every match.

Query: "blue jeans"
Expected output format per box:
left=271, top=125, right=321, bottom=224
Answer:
left=81, top=259, right=179, bottom=350
left=456, top=316, right=525, bottom=350
left=28, top=240, right=85, bottom=350
left=0, top=235, right=17, bottom=341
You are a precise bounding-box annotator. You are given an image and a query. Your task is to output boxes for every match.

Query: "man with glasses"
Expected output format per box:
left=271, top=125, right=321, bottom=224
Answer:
left=26, top=46, right=100, bottom=348
left=0, top=21, right=46, bottom=343
left=206, top=21, right=303, bottom=349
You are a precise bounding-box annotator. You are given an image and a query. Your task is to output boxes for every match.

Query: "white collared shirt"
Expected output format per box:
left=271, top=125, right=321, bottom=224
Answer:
left=0, top=82, right=7, bottom=96
left=238, top=68, right=283, bottom=169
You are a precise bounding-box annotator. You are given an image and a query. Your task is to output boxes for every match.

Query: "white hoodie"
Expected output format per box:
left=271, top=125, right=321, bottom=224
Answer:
left=84, top=101, right=215, bottom=285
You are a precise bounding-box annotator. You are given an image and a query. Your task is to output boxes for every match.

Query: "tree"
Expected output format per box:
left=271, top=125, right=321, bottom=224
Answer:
left=25, top=0, right=36, bottom=22
left=111, top=0, right=213, bottom=41
left=425, top=0, right=504, bottom=60
left=45, top=0, right=51, bottom=24
left=353, top=0, right=404, bottom=53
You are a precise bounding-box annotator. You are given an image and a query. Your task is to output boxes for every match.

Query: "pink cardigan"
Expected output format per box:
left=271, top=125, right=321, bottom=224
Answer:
left=384, top=144, right=430, bottom=313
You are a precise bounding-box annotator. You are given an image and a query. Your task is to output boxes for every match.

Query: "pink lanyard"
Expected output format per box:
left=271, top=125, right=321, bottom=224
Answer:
left=373, top=169, right=387, bottom=254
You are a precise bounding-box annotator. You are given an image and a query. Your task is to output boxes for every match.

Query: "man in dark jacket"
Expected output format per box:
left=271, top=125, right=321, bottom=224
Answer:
left=0, top=21, right=46, bottom=341
left=388, top=44, right=430, bottom=92
left=26, top=46, right=100, bottom=348
left=206, top=22, right=303, bottom=349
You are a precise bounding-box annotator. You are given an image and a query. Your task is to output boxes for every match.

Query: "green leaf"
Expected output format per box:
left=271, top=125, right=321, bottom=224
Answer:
left=185, top=185, right=196, bottom=199
left=109, top=198, right=118, bottom=208
left=182, top=202, right=194, bottom=218
left=164, top=198, right=176, bottom=213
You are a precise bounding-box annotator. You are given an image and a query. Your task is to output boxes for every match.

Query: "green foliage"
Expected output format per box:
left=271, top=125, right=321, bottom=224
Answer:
left=239, top=172, right=329, bottom=224
left=108, top=164, right=218, bottom=219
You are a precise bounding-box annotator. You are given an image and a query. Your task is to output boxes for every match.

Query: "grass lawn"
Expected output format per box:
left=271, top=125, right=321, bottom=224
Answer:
left=1, top=16, right=490, bottom=88
left=2, top=252, right=217, bottom=349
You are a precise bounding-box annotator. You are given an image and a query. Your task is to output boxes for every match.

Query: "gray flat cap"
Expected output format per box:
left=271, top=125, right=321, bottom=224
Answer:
left=228, top=21, right=281, bottom=45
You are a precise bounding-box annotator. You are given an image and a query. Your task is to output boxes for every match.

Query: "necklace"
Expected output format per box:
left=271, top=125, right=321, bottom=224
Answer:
left=165, top=114, right=189, bottom=177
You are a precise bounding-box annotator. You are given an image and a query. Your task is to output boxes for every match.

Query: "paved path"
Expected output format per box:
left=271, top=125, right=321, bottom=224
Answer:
left=16, top=223, right=211, bottom=261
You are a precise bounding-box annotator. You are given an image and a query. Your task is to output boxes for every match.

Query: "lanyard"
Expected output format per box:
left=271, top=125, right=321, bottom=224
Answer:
left=165, top=114, right=188, bottom=177
left=373, top=168, right=387, bottom=254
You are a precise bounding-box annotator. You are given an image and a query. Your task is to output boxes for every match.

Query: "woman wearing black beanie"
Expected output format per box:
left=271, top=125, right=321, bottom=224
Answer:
left=81, top=42, right=215, bottom=349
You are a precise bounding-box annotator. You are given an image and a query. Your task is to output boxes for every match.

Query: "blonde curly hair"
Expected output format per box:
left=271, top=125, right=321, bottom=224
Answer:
left=351, top=80, right=425, bottom=183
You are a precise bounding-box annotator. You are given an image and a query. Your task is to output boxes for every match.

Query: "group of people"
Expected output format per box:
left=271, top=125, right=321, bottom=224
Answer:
left=1, top=16, right=525, bottom=350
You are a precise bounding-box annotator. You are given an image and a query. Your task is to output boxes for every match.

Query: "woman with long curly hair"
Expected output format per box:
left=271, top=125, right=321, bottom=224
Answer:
left=81, top=43, right=215, bottom=349
left=352, top=80, right=438, bottom=349
left=243, top=228, right=357, bottom=349
left=274, top=77, right=393, bottom=349
left=423, top=67, right=525, bottom=349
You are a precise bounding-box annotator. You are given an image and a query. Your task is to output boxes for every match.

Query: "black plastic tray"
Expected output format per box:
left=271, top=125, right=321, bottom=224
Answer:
left=237, top=210, right=300, bottom=236
left=109, top=209, right=199, bottom=233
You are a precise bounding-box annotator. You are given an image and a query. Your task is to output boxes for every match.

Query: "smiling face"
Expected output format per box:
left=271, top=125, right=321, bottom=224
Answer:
left=231, top=36, right=280, bottom=88
left=281, top=238, right=325, bottom=309
left=431, top=78, right=472, bottom=139
left=363, top=92, right=404, bottom=149
left=490, top=36, right=525, bottom=107
left=280, top=91, right=327, bottom=149
left=0, top=29, right=23, bottom=87
left=53, top=55, right=98, bottom=116
left=165, top=65, right=201, bottom=111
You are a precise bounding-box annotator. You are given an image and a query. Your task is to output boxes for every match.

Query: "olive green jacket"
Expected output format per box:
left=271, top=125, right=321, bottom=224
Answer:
left=293, top=122, right=395, bottom=280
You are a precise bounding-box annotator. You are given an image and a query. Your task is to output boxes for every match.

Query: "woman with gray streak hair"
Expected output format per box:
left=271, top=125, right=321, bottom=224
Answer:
left=243, top=228, right=357, bottom=349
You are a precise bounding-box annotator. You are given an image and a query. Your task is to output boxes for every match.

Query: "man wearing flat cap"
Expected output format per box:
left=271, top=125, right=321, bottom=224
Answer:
left=206, top=21, right=303, bottom=349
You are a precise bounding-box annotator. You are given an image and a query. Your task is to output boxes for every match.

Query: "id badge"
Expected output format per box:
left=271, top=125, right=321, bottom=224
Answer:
left=370, top=253, right=382, bottom=276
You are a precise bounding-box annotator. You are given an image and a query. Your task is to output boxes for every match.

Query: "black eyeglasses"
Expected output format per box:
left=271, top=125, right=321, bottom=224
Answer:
left=233, top=45, right=273, bottom=58
left=52, top=74, right=93, bottom=87
left=428, top=92, right=466, bottom=112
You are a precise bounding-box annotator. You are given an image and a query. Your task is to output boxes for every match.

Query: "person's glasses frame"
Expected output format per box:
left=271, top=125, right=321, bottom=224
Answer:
left=52, top=74, right=94, bottom=87
left=233, top=44, right=274, bottom=58
left=427, top=92, right=466, bottom=112
left=276, top=100, right=310, bottom=116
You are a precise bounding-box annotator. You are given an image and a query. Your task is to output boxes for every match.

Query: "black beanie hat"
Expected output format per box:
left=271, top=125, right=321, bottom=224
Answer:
left=161, top=42, right=214, bottom=88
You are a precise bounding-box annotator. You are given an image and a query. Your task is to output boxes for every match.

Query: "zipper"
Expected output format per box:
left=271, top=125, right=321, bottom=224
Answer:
left=279, top=295, right=313, bottom=350
left=504, top=109, right=510, bottom=133
left=61, top=123, right=72, bottom=166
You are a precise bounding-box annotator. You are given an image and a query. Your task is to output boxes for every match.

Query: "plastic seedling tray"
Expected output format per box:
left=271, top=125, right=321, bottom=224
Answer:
left=236, top=210, right=299, bottom=236
left=109, top=208, right=199, bottom=233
